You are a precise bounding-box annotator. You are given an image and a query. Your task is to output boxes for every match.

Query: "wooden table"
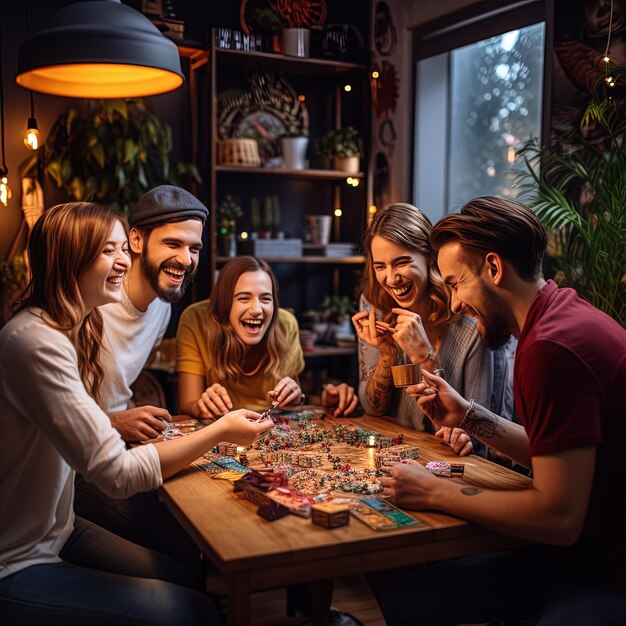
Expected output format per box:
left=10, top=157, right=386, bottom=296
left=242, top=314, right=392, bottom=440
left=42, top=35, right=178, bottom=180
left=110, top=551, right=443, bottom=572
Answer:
left=159, top=415, right=532, bottom=625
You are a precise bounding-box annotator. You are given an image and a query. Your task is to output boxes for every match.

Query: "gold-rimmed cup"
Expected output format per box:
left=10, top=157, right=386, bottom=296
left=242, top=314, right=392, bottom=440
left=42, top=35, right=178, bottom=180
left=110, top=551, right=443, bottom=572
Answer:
left=390, top=363, right=422, bottom=388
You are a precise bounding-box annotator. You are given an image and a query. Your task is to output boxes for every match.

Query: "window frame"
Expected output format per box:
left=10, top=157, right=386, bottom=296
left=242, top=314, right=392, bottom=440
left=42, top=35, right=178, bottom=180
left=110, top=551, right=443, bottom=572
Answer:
left=410, top=0, right=553, bottom=218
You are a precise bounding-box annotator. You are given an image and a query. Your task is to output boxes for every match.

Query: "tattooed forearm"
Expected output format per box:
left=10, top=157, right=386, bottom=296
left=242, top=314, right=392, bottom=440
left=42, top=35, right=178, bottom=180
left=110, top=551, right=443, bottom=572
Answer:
left=365, top=355, right=395, bottom=413
left=461, top=487, right=483, bottom=496
left=459, top=403, right=501, bottom=439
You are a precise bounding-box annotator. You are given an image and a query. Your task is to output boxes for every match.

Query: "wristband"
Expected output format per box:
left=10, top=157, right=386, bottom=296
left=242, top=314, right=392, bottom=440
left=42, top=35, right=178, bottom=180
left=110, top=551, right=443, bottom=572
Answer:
left=420, top=347, right=438, bottom=366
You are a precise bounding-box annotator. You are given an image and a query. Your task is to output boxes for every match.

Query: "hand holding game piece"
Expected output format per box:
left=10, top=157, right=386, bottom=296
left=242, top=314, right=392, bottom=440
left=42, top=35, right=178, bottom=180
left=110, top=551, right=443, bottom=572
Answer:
left=268, top=376, right=302, bottom=407
left=196, top=383, right=234, bottom=419
left=322, top=382, right=360, bottom=416
left=352, top=309, right=399, bottom=359
left=405, top=369, right=470, bottom=429
left=435, top=426, right=473, bottom=456
left=391, top=307, right=432, bottom=364
left=108, top=405, right=172, bottom=442
left=379, top=459, right=442, bottom=511
left=217, top=408, right=273, bottom=446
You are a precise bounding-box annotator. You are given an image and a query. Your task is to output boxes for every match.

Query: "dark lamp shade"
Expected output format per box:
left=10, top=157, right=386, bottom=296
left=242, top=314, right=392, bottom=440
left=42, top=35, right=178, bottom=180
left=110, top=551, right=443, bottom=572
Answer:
left=16, top=0, right=184, bottom=98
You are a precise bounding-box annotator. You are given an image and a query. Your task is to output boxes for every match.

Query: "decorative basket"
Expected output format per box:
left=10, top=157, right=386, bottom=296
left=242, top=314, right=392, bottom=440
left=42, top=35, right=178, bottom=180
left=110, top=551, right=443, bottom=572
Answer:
left=217, top=139, right=261, bottom=166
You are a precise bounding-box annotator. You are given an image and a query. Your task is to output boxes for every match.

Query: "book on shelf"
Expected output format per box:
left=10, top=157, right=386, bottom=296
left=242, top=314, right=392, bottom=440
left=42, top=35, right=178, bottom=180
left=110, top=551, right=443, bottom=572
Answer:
left=303, top=243, right=356, bottom=257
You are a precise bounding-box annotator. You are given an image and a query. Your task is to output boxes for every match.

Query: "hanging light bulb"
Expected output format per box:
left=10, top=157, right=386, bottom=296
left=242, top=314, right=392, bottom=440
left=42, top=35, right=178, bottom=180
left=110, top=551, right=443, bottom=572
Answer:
left=1, top=11, right=10, bottom=205
left=24, top=91, right=39, bottom=150
left=24, top=117, right=39, bottom=150
left=0, top=170, right=11, bottom=207
left=24, top=118, right=39, bottom=150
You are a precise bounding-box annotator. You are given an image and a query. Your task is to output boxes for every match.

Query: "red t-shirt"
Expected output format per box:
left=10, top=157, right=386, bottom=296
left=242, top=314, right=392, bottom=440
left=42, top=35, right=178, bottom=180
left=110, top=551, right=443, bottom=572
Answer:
left=515, top=280, right=626, bottom=593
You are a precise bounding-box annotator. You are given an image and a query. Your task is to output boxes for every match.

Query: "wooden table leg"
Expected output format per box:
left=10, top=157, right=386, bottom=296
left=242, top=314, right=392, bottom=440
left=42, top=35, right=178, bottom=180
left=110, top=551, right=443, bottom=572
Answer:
left=311, top=578, right=333, bottom=626
left=227, top=573, right=251, bottom=626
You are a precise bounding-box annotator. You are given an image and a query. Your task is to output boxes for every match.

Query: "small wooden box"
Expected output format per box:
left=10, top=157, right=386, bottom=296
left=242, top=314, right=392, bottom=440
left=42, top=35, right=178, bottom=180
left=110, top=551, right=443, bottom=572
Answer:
left=311, top=502, right=350, bottom=528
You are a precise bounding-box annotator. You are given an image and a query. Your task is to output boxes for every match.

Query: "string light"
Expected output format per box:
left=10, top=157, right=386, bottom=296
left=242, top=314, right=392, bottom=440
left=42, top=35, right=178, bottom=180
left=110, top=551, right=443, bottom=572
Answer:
left=0, top=12, right=11, bottom=206
left=371, top=70, right=379, bottom=79
left=344, top=84, right=352, bottom=92
left=334, top=208, right=342, bottom=217
left=240, top=231, right=249, bottom=240
left=23, top=2, right=40, bottom=150
left=24, top=93, right=40, bottom=150
left=603, top=0, right=615, bottom=87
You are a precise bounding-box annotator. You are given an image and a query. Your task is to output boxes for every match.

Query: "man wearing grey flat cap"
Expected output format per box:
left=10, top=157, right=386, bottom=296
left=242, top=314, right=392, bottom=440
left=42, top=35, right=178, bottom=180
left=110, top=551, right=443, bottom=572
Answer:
left=73, top=186, right=208, bottom=584
left=99, top=184, right=207, bottom=434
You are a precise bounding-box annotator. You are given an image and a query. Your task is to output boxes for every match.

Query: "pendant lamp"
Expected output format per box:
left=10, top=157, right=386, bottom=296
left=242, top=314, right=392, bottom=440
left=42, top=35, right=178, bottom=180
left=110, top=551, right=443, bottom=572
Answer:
left=16, top=0, right=184, bottom=99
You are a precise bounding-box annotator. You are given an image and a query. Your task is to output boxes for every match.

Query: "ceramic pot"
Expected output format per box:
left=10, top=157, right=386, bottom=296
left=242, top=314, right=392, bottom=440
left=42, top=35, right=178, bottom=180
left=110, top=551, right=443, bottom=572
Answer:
left=333, top=155, right=360, bottom=174
left=281, top=136, right=308, bottom=170
left=282, top=28, right=311, bottom=57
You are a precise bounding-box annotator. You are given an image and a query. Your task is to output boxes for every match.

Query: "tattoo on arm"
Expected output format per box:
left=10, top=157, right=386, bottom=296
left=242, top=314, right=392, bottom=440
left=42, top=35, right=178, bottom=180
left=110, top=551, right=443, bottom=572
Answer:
left=365, top=355, right=395, bottom=413
left=460, top=404, right=500, bottom=440
left=461, top=487, right=483, bottom=496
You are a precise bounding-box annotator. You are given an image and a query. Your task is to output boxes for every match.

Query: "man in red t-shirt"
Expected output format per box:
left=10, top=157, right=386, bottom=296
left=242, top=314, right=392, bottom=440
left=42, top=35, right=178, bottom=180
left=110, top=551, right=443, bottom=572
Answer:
left=378, top=196, right=626, bottom=625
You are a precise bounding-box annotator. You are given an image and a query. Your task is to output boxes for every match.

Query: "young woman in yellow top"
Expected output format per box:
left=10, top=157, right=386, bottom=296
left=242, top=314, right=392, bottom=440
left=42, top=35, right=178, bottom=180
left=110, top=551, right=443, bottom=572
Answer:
left=177, top=256, right=358, bottom=417
left=176, top=256, right=306, bottom=418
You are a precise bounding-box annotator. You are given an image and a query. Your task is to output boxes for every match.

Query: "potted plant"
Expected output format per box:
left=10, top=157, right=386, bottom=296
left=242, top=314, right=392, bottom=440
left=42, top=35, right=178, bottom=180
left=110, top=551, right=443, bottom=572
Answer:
left=517, top=71, right=626, bottom=327
left=317, top=126, right=363, bottom=174
left=306, top=295, right=356, bottom=344
left=280, top=126, right=309, bottom=170
left=25, top=99, right=200, bottom=215
left=0, top=254, right=28, bottom=327
left=217, top=195, right=243, bottom=257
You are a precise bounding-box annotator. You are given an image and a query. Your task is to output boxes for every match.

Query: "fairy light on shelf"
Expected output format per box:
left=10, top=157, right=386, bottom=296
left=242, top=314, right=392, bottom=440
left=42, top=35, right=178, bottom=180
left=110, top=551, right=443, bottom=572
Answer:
left=603, top=0, right=616, bottom=88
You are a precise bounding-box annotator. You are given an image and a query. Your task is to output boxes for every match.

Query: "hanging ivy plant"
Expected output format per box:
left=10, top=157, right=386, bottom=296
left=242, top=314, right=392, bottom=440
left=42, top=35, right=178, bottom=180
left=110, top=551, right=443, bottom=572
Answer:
left=27, top=99, right=200, bottom=215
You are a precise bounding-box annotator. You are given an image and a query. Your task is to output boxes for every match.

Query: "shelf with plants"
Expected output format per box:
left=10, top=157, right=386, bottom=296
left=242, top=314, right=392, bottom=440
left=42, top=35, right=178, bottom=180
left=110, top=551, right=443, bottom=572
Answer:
left=215, top=47, right=366, bottom=75
left=215, top=165, right=364, bottom=179
left=205, top=22, right=370, bottom=308
left=216, top=255, right=365, bottom=265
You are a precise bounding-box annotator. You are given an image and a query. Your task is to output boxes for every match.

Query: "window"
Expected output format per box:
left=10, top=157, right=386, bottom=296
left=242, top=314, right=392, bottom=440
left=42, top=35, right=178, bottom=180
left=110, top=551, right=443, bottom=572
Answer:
left=413, top=4, right=546, bottom=221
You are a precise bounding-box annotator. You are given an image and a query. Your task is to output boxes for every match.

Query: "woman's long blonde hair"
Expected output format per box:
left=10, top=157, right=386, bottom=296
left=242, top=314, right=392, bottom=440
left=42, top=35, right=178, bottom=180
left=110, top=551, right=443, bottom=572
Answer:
left=206, top=256, right=290, bottom=381
left=360, top=202, right=450, bottom=325
left=19, top=202, right=125, bottom=400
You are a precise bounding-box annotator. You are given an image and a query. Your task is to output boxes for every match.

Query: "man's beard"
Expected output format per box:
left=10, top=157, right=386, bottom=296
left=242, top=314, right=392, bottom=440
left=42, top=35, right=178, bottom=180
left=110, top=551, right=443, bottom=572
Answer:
left=477, top=313, right=511, bottom=350
left=473, top=290, right=511, bottom=350
left=141, top=248, right=197, bottom=303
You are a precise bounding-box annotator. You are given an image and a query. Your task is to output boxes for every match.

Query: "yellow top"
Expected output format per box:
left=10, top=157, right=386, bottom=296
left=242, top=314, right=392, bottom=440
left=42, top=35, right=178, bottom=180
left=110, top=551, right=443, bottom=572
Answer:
left=176, top=299, right=304, bottom=412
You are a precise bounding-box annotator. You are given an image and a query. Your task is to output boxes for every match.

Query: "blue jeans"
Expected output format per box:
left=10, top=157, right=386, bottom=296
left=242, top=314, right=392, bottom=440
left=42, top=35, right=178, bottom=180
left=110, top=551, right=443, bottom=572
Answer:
left=0, top=517, right=220, bottom=626
left=74, top=474, right=202, bottom=585
left=380, top=547, right=626, bottom=626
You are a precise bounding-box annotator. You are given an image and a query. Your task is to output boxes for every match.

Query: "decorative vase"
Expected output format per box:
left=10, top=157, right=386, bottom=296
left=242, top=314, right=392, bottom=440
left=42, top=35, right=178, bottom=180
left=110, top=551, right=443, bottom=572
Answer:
left=218, top=233, right=237, bottom=257
left=282, top=28, right=311, bottom=57
left=281, top=136, right=309, bottom=170
left=333, top=155, right=360, bottom=174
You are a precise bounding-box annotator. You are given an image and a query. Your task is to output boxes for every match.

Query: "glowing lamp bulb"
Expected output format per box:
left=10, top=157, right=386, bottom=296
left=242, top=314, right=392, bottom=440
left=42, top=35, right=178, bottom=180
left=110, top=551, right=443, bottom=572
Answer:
left=0, top=175, right=11, bottom=207
left=372, top=70, right=379, bottom=79
left=240, top=231, right=249, bottom=240
left=334, top=208, right=342, bottom=217
left=24, top=123, right=40, bottom=151
left=344, top=84, right=352, bottom=92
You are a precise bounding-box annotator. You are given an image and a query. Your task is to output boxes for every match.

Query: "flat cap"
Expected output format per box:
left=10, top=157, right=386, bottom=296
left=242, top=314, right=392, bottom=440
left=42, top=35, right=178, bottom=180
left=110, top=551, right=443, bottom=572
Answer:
left=129, top=185, right=208, bottom=228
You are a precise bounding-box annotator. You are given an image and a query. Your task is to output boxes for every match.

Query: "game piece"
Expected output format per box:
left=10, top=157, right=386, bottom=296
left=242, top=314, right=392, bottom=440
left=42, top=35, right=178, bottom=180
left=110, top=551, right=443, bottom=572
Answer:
left=257, top=502, right=290, bottom=521
left=311, top=502, right=351, bottom=528
left=375, top=445, right=420, bottom=471
left=361, top=498, right=421, bottom=527
left=425, top=461, right=465, bottom=477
